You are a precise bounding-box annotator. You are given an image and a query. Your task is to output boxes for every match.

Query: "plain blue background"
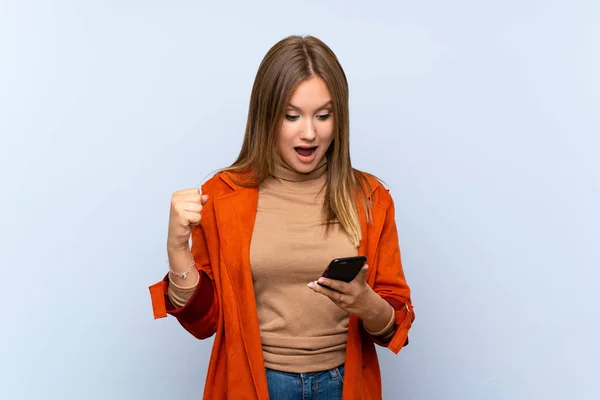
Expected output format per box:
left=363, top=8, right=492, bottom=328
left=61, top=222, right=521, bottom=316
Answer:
left=1, top=1, right=598, bottom=399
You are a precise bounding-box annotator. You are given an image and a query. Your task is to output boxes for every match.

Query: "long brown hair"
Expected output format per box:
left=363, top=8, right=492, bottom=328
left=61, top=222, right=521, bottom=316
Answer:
left=223, top=35, right=374, bottom=246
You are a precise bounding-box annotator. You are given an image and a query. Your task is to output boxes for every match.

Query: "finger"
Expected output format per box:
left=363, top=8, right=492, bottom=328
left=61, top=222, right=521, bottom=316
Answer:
left=352, top=265, right=369, bottom=283
left=307, top=281, right=343, bottom=302
left=201, top=194, right=209, bottom=205
left=174, top=192, right=202, bottom=203
left=182, top=210, right=201, bottom=225
left=316, top=277, right=349, bottom=293
left=176, top=188, right=201, bottom=195
left=182, top=202, right=202, bottom=213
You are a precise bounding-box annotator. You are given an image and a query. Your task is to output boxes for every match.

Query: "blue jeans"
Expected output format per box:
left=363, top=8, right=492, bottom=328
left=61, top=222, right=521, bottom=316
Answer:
left=265, top=364, right=345, bottom=400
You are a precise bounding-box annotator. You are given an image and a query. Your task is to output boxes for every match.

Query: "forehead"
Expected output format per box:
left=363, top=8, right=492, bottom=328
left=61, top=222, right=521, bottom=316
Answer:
left=288, top=76, right=331, bottom=109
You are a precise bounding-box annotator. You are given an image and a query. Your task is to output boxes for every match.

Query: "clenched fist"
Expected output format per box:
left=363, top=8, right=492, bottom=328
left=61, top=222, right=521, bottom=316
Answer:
left=167, top=188, right=209, bottom=251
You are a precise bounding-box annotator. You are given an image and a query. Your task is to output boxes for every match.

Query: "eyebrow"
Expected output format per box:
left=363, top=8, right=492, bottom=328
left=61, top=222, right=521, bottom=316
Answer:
left=287, top=100, right=332, bottom=112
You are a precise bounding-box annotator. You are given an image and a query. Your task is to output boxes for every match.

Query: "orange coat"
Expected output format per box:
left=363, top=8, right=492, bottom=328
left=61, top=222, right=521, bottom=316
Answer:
left=149, top=171, right=415, bottom=399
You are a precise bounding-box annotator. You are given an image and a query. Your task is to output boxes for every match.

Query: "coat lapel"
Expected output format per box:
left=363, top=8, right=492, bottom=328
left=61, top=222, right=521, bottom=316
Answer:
left=358, top=180, right=387, bottom=286
left=213, top=185, right=268, bottom=398
left=364, top=202, right=387, bottom=286
left=213, top=187, right=258, bottom=295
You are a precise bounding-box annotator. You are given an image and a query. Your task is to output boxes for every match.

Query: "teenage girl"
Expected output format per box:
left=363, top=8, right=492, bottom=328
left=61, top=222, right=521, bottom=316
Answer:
left=149, top=34, right=415, bottom=400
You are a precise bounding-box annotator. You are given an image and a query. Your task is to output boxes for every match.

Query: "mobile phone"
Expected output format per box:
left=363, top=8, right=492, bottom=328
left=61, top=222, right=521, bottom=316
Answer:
left=319, top=256, right=367, bottom=284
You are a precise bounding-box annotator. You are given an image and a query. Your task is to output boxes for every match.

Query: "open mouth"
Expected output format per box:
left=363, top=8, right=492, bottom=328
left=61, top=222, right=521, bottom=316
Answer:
left=294, top=146, right=317, bottom=157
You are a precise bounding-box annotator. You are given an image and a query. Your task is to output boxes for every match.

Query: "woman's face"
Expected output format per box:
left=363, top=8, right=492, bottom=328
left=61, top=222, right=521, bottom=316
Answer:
left=277, top=75, right=334, bottom=174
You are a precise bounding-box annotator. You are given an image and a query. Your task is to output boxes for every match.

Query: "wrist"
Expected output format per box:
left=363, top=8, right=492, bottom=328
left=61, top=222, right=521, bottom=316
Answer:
left=360, top=291, right=389, bottom=323
left=167, top=243, right=193, bottom=274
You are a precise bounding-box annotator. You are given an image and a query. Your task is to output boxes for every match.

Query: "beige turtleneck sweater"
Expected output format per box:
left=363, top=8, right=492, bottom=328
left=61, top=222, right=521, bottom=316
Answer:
left=168, top=160, right=358, bottom=373
left=250, top=160, right=357, bottom=373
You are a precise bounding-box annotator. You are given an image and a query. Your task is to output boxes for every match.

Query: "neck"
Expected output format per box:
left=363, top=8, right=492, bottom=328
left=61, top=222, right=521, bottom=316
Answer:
left=272, top=157, right=328, bottom=182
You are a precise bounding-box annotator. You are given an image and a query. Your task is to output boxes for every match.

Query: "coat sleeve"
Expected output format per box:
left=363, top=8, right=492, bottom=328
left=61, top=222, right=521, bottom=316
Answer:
left=148, top=194, right=219, bottom=340
left=366, top=193, right=415, bottom=353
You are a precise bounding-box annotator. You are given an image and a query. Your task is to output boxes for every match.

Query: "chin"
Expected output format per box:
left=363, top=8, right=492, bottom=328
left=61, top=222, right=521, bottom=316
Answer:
left=288, top=162, right=311, bottom=173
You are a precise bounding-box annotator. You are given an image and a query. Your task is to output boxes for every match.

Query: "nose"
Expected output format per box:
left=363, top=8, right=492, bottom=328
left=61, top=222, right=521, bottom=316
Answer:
left=299, top=118, right=317, bottom=141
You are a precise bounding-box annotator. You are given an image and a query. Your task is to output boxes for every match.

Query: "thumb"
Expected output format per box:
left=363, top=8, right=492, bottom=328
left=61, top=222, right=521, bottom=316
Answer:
left=356, top=264, right=369, bottom=282
left=201, top=194, right=209, bottom=204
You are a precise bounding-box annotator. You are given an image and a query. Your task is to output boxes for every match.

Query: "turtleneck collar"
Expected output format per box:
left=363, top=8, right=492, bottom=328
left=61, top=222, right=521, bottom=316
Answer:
left=272, top=156, right=328, bottom=182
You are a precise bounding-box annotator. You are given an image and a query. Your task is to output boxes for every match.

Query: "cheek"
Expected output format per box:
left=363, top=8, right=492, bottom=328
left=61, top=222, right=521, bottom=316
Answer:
left=320, top=121, right=335, bottom=146
left=277, top=122, right=294, bottom=151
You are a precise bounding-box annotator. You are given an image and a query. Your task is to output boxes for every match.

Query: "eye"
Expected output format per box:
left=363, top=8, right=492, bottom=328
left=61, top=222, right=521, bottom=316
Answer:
left=316, top=112, right=332, bottom=121
left=285, top=114, right=300, bottom=121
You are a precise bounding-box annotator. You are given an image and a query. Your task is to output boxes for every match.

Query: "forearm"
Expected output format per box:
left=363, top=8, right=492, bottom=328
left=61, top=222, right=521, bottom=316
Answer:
left=167, top=243, right=199, bottom=289
left=361, top=292, right=396, bottom=334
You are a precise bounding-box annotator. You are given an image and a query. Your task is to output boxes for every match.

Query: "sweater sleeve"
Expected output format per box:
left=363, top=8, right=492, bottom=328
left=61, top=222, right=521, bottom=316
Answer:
left=167, top=273, right=200, bottom=308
